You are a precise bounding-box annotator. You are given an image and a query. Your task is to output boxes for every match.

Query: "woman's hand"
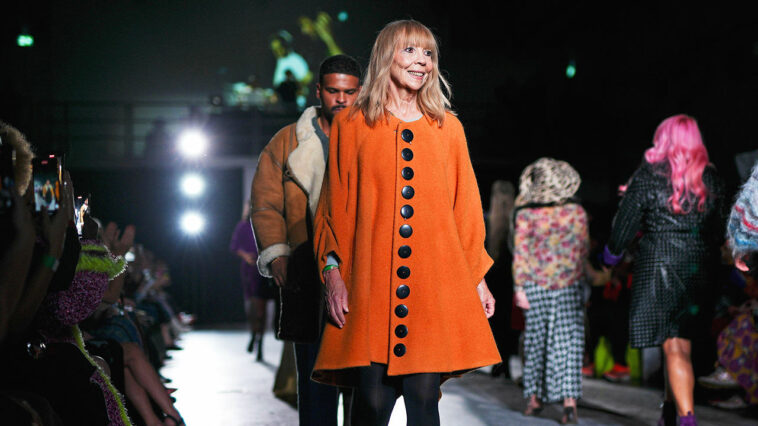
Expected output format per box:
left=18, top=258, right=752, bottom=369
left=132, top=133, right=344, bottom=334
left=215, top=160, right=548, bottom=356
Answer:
left=729, top=299, right=758, bottom=316
left=585, top=260, right=612, bottom=287
left=514, top=289, right=530, bottom=310
left=323, top=268, right=348, bottom=328
left=103, top=222, right=136, bottom=257
left=81, top=214, right=99, bottom=240
left=10, top=185, right=35, bottom=246
left=236, top=250, right=256, bottom=265
left=476, top=279, right=495, bottom=318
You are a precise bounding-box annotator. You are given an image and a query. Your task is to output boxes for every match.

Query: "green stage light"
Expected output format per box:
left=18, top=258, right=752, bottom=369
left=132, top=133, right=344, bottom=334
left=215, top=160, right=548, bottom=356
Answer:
left=337, top=11, right=348, bottom=22
left=566, top=60, right=576, bottom=79
left=17, top=34, right=34, bottom=47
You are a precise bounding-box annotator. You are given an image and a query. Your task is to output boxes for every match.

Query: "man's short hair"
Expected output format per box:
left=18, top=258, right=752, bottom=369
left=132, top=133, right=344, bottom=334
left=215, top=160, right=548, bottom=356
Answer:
left=318, top=55, right=361, bottom=84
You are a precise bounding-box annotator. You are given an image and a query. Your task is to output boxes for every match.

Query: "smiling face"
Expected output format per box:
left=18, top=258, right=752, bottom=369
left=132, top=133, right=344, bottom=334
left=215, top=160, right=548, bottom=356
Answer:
left=389, top=44, right=434, bottom=94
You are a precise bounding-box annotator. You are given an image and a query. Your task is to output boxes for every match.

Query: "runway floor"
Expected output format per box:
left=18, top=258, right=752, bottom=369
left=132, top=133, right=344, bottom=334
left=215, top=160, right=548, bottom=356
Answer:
left=159, top=326, right=755, bottom=425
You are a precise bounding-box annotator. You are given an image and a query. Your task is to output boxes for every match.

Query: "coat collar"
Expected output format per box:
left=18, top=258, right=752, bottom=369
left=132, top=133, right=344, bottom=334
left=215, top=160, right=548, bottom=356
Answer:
left=288, top=106, right=326, bottom=214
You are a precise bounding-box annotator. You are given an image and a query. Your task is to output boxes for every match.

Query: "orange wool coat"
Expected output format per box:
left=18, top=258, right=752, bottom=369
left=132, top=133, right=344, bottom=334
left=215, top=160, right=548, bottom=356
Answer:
left=312, top=108, right=501, bottom=386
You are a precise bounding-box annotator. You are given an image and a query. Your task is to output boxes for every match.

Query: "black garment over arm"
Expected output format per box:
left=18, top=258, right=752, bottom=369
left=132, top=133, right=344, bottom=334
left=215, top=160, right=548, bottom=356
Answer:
left=607, top=167, right=647, bottom=255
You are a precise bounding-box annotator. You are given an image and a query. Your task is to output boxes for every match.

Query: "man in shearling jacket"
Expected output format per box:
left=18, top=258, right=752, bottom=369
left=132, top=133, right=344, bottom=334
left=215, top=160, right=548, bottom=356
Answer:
left=250, top=55, right=360, bottom=426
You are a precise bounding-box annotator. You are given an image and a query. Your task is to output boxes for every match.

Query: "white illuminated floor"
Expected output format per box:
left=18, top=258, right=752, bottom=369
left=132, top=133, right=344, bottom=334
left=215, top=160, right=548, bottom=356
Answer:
left=160, top=327, right=756, bottom=426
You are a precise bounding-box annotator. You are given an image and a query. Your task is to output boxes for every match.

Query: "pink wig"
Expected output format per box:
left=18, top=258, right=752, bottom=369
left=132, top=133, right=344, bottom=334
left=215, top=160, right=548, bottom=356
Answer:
left=644, top=114, right=709, bottom=214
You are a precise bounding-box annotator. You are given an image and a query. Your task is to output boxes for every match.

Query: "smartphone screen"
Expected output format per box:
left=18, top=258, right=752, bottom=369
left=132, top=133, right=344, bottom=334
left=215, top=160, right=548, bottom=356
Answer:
left=32, top=155, right=62, bottom=213
left=0, top=138, right=15, bottom=213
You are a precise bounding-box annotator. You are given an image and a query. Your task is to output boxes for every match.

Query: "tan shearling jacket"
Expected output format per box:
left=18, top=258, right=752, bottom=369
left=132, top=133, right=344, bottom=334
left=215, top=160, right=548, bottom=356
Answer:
left=250, top=106, right=327, bottom=342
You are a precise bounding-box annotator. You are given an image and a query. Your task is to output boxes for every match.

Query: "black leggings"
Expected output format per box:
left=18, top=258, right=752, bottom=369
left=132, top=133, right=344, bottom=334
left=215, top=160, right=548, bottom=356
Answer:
left=352, top=363, right=441, bottom=426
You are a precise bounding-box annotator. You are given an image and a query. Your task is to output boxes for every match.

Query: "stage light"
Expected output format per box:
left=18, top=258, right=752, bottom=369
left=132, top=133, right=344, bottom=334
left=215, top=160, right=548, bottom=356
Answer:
left=566, top=60, right=576, bottom=79
left=180, top=211, right=205, bottom=235
left=177, top=129, right=208, bottom=158
left=180, top=173, right=205, bottom=198
left=17, top=34, right=34, bottom=47
left=337, top=11, right=348, bottom=22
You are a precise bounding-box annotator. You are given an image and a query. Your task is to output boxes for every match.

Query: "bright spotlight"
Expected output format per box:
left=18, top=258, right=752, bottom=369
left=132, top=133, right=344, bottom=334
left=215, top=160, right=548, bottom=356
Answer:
left=180, top=211, right=205, bottom=235
left=180, top=173, right=205, bottom=198
left=17, top=34, right=34, bottom=47
left=177, top=129, right=208, bottom=158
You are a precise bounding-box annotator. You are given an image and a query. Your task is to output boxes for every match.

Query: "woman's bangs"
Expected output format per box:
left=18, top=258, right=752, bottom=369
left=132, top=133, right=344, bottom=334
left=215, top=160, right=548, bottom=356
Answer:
left=397, top=26, right=437, bottom=56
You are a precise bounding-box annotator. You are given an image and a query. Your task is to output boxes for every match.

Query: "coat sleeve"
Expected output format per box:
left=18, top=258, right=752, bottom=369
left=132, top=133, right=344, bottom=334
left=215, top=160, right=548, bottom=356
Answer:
left=448, top=118, right=493, bottom=286
left=511, top=209, right=534, bottom=288
left=607, top=166, right=646, bottom=256
left=578, top=206, right=590, bottom=260
left=313, top=115, right=356, bottom=280
left=250, top=128, right=291, bottom=277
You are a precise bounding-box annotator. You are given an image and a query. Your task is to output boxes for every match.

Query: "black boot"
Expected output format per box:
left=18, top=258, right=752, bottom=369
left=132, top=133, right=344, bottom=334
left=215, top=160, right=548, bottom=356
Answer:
left=247, top=332, right=256, bottom=353
left=657, top=401, right=677, bottom=426
left=256, top=334, right=264, bottom=361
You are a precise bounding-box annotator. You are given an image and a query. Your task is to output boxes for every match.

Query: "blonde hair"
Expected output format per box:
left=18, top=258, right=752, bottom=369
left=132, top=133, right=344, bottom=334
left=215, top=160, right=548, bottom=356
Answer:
left=351, top=20, right=453, bottom=127
left=0, top=122, right=35, bottom=195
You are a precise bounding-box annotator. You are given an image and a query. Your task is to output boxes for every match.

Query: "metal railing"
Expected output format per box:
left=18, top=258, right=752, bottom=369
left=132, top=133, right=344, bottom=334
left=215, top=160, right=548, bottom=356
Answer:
left=31, top=101, right=298, bottom=169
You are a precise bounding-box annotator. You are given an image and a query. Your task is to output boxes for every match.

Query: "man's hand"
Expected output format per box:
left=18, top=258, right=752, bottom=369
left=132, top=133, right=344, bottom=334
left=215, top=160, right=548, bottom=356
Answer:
left=324, top=268, right=349, bottom=328
left=271, top=256, right=288, bottom=288
left=476, top=279, right=496, bottom=318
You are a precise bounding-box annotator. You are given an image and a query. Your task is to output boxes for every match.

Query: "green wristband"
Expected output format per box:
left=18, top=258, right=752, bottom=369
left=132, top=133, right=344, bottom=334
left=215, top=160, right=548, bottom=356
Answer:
left=322, top=264, right=339, bottom=274
left=42, top=254, right=60, bottom=272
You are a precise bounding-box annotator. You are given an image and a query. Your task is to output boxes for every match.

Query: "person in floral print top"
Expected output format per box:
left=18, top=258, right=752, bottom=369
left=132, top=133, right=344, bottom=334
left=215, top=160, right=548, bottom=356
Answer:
left=512, top=204, right=589, bottom=291
left=511, top=157, right=588, bottom=425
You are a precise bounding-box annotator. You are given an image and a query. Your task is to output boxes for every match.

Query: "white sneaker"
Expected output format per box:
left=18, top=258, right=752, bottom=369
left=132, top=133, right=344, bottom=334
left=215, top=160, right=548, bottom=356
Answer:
left=710, top=394, right=748, bottom=410
left=698, top=367, right=740, bottom=389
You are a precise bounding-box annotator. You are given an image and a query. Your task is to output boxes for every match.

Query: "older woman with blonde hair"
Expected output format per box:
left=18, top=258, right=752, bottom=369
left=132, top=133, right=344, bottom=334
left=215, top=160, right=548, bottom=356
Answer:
left=513, top=157, right=588, bottom=424
left=313, top=20, right=501, bottom=425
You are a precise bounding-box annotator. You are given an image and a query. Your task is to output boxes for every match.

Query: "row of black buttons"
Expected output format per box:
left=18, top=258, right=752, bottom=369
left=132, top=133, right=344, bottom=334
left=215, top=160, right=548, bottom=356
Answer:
left=394, top=128, right=414, bottom=359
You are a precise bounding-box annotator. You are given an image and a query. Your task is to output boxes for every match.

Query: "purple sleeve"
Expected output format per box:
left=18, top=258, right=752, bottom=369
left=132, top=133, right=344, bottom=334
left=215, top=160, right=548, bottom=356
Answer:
left=230, top=221, right=245, bottom=253
left=602, top=245, right=624, bottom=266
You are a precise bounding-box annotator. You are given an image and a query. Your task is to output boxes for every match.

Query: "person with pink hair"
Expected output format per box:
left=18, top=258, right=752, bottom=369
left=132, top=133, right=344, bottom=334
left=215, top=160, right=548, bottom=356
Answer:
left=602, top=114, right=725, bottom=426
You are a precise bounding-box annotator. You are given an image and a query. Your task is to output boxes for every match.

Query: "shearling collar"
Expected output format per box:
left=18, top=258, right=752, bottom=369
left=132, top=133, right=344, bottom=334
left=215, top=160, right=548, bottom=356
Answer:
left=288, top=106, right=327, bottom=215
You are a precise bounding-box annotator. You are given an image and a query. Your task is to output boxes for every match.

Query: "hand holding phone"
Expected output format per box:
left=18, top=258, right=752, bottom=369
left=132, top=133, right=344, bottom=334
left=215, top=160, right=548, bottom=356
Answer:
left=41, top=171, right=74, bottom=258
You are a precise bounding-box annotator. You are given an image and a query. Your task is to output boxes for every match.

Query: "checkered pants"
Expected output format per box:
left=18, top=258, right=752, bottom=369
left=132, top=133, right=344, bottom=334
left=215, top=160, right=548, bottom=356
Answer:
left=523, top=283, right=584, bottom=402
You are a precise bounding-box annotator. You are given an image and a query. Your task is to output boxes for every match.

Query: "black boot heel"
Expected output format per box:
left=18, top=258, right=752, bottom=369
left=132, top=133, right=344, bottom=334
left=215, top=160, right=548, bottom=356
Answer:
left=247, top=332, right=257, bottom=353
left=256, top=335, right=264, bottom=361
left=657, top=401, right=677, bottom=426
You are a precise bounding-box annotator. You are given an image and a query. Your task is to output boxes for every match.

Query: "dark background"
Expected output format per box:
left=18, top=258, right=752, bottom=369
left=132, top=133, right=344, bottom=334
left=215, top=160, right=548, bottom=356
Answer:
left=3, top=1, right=758, bottom=322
